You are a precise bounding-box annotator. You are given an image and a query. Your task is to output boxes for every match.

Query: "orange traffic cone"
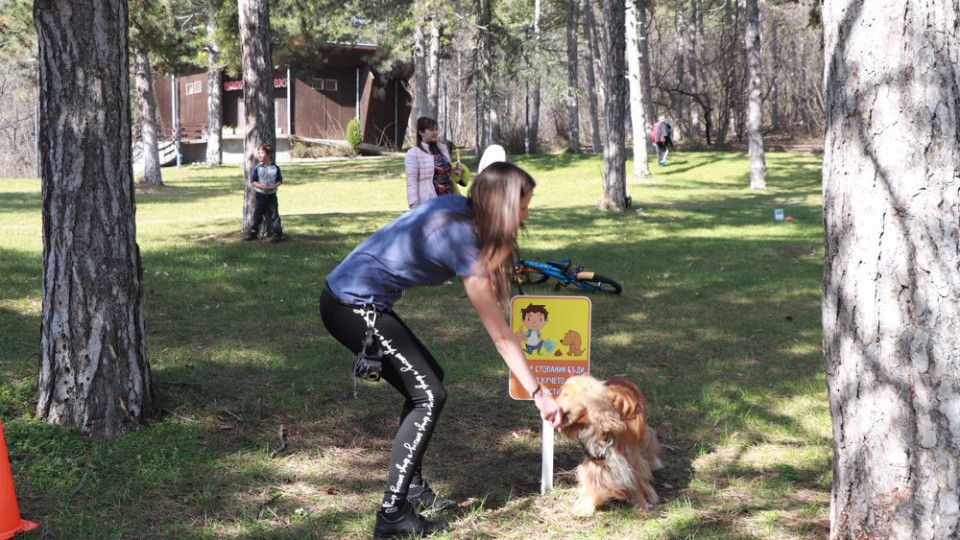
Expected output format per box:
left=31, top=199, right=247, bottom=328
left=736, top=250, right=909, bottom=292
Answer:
left=0, top=419, right=38, bottom=539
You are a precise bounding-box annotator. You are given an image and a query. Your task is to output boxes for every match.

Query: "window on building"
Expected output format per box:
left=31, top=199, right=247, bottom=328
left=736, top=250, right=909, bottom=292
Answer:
left=325, top=79, right=338, bottom=91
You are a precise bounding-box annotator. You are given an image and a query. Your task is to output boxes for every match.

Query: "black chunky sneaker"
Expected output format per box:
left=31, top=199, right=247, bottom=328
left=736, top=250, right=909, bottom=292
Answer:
left=373, top=501, right=449, bottom=539
left=406, top=481, right=458, bottom=511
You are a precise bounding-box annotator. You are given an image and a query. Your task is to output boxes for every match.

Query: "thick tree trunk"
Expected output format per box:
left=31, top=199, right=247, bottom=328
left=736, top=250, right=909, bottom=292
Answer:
left=133, top=48, right=163, bottom=186
left=582, top=0, right=602, bottom=153
left=205, top=12, right=223, bottom=166
left=745, top=0, right=765, bottom=189
left=600, top=0, right=628, bottom=210
left=626, top=0, right=650, bottom=179
left=238, top=0, right=276, bottom=234
left=565, top=0, right=581, bottom=153
left=823, top=1, right=960, bottom=537
left=34, top=0, right=150, bottom=437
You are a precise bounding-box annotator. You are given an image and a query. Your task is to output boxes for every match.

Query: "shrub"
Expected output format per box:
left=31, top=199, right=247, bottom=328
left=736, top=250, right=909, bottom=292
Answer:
left=346, top=118, right=363, bottom=155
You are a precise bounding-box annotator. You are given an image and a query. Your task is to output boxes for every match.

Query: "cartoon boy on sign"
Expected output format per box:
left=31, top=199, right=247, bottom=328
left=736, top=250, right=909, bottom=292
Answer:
left=515, top=303, right=550, bottom=355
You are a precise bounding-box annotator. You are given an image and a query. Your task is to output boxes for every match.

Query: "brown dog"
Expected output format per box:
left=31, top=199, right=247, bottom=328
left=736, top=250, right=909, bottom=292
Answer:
left=555, top=375, right=663, bottom=516
left=560, top=329, right=583, bottom=356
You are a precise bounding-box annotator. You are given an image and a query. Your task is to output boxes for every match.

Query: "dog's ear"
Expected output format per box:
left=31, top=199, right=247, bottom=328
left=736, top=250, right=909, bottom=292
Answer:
left=587, top=399, right=626, bottom=435
left=610, top=391, right=634, bottom=419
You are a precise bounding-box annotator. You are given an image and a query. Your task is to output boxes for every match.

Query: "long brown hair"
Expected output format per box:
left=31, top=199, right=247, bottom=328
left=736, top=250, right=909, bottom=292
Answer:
left=468, top=161, right=536, bottom=303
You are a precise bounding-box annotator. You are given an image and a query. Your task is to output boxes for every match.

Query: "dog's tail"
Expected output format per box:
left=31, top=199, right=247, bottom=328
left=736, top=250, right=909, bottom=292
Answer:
left=644, top=426, right=664, bottom=471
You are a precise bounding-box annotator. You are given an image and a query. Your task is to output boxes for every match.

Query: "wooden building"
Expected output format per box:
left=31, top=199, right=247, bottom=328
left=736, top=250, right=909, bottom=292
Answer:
left=151, top=43, right=413, bottom=164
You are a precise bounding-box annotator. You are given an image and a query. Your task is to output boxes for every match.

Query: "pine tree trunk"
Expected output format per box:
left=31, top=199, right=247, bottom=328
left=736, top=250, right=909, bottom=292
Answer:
left=528, top=0, right=542, bottom=154
left=582, top=0, right=602, bottom=153
left=769, top=15, right=779, bottom=128
left=745, top=0, right=765, bottom=189
left=413, top=0, right=429, bottom=121
left=205, top=11, right=223, bottom=166
left=34, top=0, right=150, bottom=437
left=238, top=0, right=276, bottom=234
left=687, top=0, right=701, bottom=143
left=133, top=48, right=163, bottom=186
left=626, top=0, right=650, bottom=179
left=600, top=0, right=628, bottom=210
left=638, top=0, right=654, bottom=130
left=565, top=0, right=581, bottom=153
left=427, top=20, right=441, bottom=121
left=823, top=1, right=960, bottom=537
left=673, top=0, right=685, bottom=140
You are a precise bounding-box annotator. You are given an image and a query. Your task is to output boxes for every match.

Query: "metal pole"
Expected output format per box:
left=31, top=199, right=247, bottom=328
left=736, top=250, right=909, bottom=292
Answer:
left=176, top=74, right=182, bottom=168
left=394, top=79, right=399, bottom=149
left=34, top=94, right=39, bottom=178
left=525, top=79, right=530, bottom=155
left=474, top=54, right=480, bottom=156
left=286, top=65, right=292, bottom=136
left=443, top=63, right=448, bottom=142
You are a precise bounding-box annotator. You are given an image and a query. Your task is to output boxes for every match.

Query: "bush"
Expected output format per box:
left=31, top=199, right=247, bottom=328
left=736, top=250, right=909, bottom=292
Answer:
left=346, top=118, right=363, bottom=155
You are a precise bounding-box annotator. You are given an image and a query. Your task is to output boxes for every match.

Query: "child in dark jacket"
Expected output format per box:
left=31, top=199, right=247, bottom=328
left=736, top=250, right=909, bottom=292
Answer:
left=244, top=143, right=283, bottom=242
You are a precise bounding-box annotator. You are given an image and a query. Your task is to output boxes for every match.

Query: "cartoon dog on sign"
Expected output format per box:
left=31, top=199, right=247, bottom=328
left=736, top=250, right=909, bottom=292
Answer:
left=560, top=329, right=583, bottom=356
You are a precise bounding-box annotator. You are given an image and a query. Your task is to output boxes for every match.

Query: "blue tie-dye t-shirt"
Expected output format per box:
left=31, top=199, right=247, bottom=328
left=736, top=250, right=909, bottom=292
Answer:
left=326, top=195, right=485, bottom=309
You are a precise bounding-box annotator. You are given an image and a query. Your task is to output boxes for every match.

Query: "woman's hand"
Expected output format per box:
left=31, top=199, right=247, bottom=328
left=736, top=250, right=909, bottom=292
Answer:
left=534, top=390, right=563, bottom=428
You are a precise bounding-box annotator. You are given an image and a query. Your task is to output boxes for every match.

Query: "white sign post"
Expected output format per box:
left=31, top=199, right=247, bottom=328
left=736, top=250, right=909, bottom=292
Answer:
left=541, top=420, right=554, bottom=494
left=509, top=295, right=592, bottom=495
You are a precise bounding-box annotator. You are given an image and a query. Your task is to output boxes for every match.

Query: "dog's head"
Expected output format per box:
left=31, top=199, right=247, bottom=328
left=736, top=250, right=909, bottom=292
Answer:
left=556, top=375, right=626, bottom=440
left=560, top=330, right=579, bottom=346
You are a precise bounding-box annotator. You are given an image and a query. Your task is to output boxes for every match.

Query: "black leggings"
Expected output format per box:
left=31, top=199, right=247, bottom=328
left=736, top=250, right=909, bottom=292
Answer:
left=320, top=286, right=447, bottom=508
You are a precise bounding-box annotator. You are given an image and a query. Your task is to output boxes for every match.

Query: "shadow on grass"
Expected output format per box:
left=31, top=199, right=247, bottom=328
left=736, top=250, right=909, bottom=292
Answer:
left=1, top=163, right=829, bottom=538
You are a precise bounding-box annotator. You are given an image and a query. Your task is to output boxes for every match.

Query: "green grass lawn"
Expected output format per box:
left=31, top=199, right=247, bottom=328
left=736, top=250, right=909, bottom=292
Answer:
left=0, top=150, right=829, bottom=539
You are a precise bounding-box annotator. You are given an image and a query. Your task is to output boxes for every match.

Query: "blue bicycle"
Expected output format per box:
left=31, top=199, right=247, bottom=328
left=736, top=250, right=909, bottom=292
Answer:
left=513, top=257, right=622, bottom=295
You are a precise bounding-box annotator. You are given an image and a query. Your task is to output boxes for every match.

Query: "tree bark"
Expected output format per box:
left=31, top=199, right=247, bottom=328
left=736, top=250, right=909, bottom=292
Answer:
left=823, top=1, right=960, bottom=537
left=745, top=0, right=765, bottom=189
left=673, top=0, right=685, bottom=140
left=600, top=0, right=628, bottom=210
left=626, top=0, right=650, bottom=179
left=528, top=0, right=542, bottom=154
left=565, top=0, right=581, bottom=153
left=238, top=0, right=276, bottom=234
left=768, top=13, right=780, bottom=128
left=687, top=0, right=701, bottom=143
left=582, top=0, right=602, bottom=153
left=428, top=19, right=441, bottom=121
left=413, top=0, right=430, bottom=121
left=34, top=0, right=150, bottom=437
left=133, top=48, right=163, bottom=186
left=638, top=0, right=654, bottom=131
left=205, top=10, right=223, bottom=166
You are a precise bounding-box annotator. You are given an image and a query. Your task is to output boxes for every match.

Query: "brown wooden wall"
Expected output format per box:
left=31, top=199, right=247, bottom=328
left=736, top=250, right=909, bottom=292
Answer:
left=151, top=64, right=411, bottom=149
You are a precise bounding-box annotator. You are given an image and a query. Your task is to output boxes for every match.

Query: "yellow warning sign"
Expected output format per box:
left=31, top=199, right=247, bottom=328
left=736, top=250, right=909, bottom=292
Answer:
left=509, top=295, right=591, bottom=399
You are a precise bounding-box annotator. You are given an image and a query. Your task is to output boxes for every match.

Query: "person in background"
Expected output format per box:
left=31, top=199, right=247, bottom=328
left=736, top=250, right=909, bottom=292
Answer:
left=405, top=117, right=462, bottom=209
left=477, top=141, right=507, bottom=174
left=651, top=116, right=674, bottom=166
left=244, top=143, right=283, bottom=242
left=321, top=161, right=563, bottom=539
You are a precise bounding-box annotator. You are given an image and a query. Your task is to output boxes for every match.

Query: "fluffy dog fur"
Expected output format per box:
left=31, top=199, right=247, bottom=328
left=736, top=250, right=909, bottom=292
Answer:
left=556, top=375, right=663, bottom=516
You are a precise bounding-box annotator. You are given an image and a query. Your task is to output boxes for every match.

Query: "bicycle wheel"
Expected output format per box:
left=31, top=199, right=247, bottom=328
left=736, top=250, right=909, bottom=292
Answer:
left=575, top=272, right=622, bottom=294
left=517, top=265, right=550, bottom=284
